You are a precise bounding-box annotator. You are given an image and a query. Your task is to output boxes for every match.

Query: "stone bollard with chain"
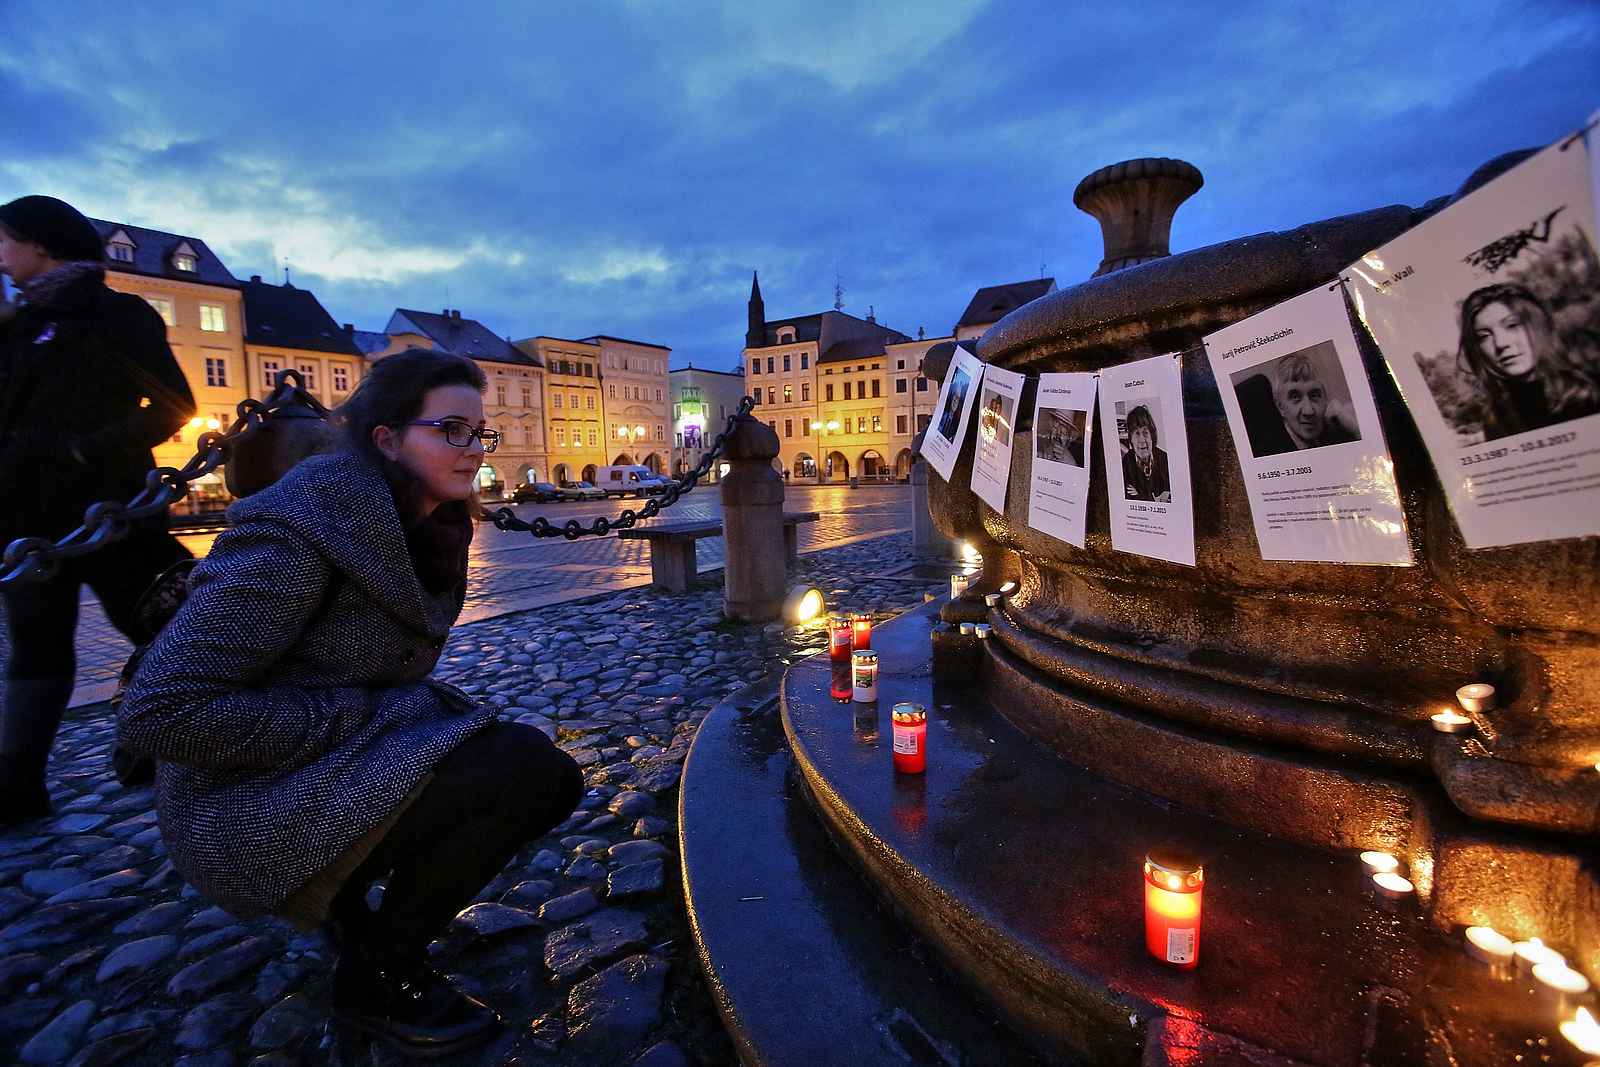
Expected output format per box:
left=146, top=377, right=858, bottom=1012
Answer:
left=719, top=414, right=786, bottom=621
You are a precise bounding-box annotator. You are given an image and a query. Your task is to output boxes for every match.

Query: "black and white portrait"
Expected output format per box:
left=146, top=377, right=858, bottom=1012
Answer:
left=937, top=364, right=972, bottom=443
left=1115, top=398, right=1170, bottom=502
left=978, top=387, right=1013, bottom=448
left=1035, top=407, right=1087, bottom=467
left=1228, top=340, right=1361, bottom=459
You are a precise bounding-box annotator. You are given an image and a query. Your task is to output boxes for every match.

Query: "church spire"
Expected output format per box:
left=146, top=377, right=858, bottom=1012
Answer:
left=745, top=270, right=766, bottom=349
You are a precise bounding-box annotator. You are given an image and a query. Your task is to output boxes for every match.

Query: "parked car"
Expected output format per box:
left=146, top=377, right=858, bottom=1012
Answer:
left=511, top=482, right=561, bottom=503
left=558, top=480, right=607, bottom=501
left=595, top=464, right=671, bottom=498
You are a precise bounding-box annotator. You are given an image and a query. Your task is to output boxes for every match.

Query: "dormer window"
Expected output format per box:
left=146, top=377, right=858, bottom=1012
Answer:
left=778, top=328, right=795, bottom=344
left=108, top=242, right=134, bottom=263
left=174, top=253, right=197, bottom=272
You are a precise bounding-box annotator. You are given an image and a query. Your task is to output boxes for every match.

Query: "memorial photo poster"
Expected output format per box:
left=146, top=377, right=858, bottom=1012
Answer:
left=920, top=345, right=986, bottom=482
left=1205, top=285, right=1411, bottom=564
left=971, top=364, right=1025, bottom=514
left=1098, top=353, right=1196, bottom=566
left=1350, top=138, right=1600, bottom=548
left=1028, top=372, right=1098, bottom=548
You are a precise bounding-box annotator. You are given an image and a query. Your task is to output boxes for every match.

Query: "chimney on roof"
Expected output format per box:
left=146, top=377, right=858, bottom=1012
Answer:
left=867, top=305, right=875, bottom=324
left=442, top=308, right=450, bottom=317
left=250, top=275, right=262, bottom=283
left=452, top=309, right=462, bottom=320
left=343, top=323, right=354, bottom=333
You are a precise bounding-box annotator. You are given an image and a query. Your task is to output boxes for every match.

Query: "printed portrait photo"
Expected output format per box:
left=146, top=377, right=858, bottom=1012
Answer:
left=1114, top=398, right=1171, bottom=502
left=1035, top=407, right=1088, bottom=467
left=1411, top=221, right=1600, bottom=444
left=1228, top=340, right=1362, bottom=459
left=978, top=388, right=1013, bottom=447
left=937, top=364, right=972, bottom=443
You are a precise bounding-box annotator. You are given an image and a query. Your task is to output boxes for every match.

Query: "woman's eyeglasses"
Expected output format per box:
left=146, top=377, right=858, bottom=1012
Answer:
left=407, top=419, right=501, bottom=453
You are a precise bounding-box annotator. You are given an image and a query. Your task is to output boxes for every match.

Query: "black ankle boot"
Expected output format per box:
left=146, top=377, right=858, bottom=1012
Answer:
left=0, top=674, right=72, bottom=830
left=332, top=947, right=500, bottom=1058
left=0, top=760, right=53, bottom=830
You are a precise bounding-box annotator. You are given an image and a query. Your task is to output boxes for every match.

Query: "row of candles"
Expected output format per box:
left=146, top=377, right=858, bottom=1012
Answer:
left=828, top=611, right=927, bottom=773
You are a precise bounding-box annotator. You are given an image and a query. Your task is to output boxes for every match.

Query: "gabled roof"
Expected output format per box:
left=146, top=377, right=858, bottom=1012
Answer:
left=577, top=334, right=671, bottom=351
left=387, top=308, right=537, bottom=366
left=752, top=313, right=825, bottom=347
left=90, top=218, right=238, bottom=287
left=955, top=278, right=1056, bottom=329
left=819, top=335, right=895, bottom=365
left=241, top=277, right=362, bottom=356
left=347, top=328, right=397, bottom=355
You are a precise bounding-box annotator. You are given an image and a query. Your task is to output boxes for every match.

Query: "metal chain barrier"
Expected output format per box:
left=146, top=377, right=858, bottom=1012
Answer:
left=0, top=371, right=328, bottom=587
left=2, top=372, right=756, bottom=581
left=483, top=394, right=757, bottom=540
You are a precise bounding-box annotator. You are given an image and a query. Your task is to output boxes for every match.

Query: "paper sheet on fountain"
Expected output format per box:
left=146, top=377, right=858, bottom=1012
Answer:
left=919, top=345, right=986, bottom=483
left=1097, top=352, right=1196, bottom=566
left=970, top=364, right=1025, bottom=515
left=1027, top=372, right=1098, bottom=548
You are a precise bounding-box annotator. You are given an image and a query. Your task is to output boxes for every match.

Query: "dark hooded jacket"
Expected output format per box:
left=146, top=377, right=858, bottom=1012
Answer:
left=118, top=450, right=493, bottom=916
left=0, top=270, right=194, bottom=544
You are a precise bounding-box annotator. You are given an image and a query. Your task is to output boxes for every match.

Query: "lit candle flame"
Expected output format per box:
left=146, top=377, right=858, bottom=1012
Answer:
left=1562, top=1007, right=1600, bottom=1056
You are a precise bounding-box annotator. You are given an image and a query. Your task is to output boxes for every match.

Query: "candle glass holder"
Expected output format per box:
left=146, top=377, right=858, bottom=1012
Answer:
left=828, top=614, right=852, bottom=663
left=850, top=613, right=873, bottom=651
left=950, top=574, right=969, bottom=600
left=829, top=661, right=853, bottom=703
left=1144, top=848, right=1203, bottom=969
left=851, top=650, right=879, bottom=703
left=891, top=702, right=928, bottom=774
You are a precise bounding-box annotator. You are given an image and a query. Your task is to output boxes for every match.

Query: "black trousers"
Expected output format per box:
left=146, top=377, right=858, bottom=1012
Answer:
left=1, top=529, right=188, bottom=780
left=329, top=721, right=585, bottom=963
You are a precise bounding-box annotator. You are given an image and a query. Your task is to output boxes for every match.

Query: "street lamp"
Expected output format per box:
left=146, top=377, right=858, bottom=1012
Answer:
left=809, top=419, right=840, bottom=484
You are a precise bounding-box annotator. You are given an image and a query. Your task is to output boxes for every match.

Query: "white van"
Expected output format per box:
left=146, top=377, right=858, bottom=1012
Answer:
left=596, top=465, right=670, bottom=498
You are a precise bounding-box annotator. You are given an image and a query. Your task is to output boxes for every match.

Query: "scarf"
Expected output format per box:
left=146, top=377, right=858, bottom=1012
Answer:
left=20, top=260, right=106, bottom=308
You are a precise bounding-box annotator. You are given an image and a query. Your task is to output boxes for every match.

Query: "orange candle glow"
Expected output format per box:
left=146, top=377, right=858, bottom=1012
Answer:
left=828, top=614, right=852, bottom=662
left=850, top=613, right=873, bottom=650
left=1144, top=849, right=1203, bottom=969
left=891, top=702, right=927, bottom=774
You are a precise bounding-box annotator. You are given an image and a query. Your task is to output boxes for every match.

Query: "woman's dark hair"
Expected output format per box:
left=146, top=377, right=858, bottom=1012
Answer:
left=335, top=347, right=488, bottom=523
left=1457, top=282, right=1598, bottom=436
left=1124, top=404, right=1158, bottom=447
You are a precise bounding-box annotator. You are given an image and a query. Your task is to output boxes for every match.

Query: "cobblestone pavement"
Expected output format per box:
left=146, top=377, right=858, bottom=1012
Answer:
left=0, top=531, right=961, bottom=1066
left=0, top=484, right=913, bottom=709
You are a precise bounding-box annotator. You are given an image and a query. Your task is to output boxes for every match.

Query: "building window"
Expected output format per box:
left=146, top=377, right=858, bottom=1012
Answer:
left=896, top=379, right=907, bottom=393
left=844, top=382, right=853, bottom=400
left=871, top=380, right=881, bottom=398
left=917, top=413, right=931, bottom=432
left=802, top=421, right=810, bottom=437
left=174, top=253, right=197, bottom=272
left=589, top=429, right=598, bottom=446
left=199, top=303, right=226, bottom=332
left=766, top=357, right=774, bottom=374
left=587, top=395, right=596, bottom=410
left=569, top=392, right=579, bottom=408
left=896, top=414, right=908, bottom=434
left=656, top=389, right=662, bottom=402
left=751, top=391, right=759, bottom=406
left=553, top=393, right=563, bottom=409
left=825, top=384, right=834, bottom=402
left=916, top=377, right=929, bottom=392
left=857, top=416, right=867, bottom=433
left=767, top=387, right=775, bottom=405
left=204, top=357, right=227, bottom=387
left=610, top=384, right=616, bottom=397
left=676, top=432, right=684, bottom=448
left=801, top=353, right=809, bottom=369
left=298, top=363, right=317, bottom=391
left=496, top=384, right=507, bottom=406
left=783, top=384, right=792, bottom=404
left=522, top=386, right=533, bottom=407
left=108, top=241, right=134, bottom=263
left=783, top=354, right=791, bottom=372
left=751, top=359, right=760, bottom=375
left=801, top=382, right=810, bottom=402
left=333, top=366, right=350, bottom=393
left=261, top=359, right=280, bottom=390
left=896, top=359, right=906, bottom=370
left=784, top=419, right=793, bottom=438
left=145, top=296, right=175, bottom=326
left=656, top=425, right=663, bottom=440
left=872, top=415, right=881, bottom=432
left=767, top=420, right=776, bottom=434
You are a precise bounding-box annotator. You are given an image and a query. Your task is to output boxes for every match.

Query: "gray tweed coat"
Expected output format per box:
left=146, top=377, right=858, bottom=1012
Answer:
left=119, top=450, right=493, bottom=917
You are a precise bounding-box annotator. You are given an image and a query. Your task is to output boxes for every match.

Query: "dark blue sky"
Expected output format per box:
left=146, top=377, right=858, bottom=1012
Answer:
left=3, top=1, right=1597, bottom=369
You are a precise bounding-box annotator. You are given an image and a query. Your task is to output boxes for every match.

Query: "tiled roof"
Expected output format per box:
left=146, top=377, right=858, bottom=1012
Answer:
left=91, top=219, right=238, bottom=287
left=819, top=335, right=894, bottom=365
left=577, top=334, right=671, bottom=351
left=388, top=309, right=537, bottom=366
left=347, top=329, right=395, bottom=355
left=241, top=277, right=362, bottom=355
left=955, top=278, right=1056, bottom=329
left=754, top=314, right=824, bottom=346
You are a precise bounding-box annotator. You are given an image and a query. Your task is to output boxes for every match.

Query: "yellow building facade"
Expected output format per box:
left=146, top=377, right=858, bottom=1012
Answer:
left=589, top=336, right=671, bottom=474
left=517, top=336, right=606, bottom=484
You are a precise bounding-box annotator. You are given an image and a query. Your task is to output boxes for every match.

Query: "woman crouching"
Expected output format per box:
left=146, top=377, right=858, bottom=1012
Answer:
left=118, top=348, right=583, bottom=1057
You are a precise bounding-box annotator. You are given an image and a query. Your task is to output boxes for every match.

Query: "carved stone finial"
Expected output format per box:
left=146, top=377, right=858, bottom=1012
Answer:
left=1073, top=158, right=1204, bottom=278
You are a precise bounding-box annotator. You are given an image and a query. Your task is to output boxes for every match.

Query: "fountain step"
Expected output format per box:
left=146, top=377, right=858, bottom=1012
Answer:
left=678, top=680, right=1046, bottom=1066
left=778, top=600, right=1550, bottom=1067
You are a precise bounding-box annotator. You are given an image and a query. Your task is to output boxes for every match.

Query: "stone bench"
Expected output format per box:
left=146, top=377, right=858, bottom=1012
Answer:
left=618, top=511, right=819, bottom=593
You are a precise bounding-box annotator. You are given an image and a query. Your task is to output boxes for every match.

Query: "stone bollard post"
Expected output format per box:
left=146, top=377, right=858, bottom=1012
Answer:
left=720, top=415, right=786, bottom=621
left=910, top=436, right=957, bottom=560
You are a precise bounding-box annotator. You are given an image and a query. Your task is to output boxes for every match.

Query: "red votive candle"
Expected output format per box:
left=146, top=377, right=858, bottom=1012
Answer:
left=851, top=612, right=873, bottom=650
left=829, top=660, right=852, bottom=702
left=891, top=702, right=927, bottom=774
left=828, top=614, right=852, bottom=662
left=1144, top=848, right=1203, bottom=969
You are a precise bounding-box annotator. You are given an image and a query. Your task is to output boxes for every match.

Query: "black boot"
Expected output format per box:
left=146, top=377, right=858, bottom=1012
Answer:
left=332, top=946, right=501, bottom=1059
left=0, top=675, right=74, bottom=830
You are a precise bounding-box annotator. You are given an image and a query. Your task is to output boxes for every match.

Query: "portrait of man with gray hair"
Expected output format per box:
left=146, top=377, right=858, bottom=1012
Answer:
left=1232, top=341, right=1361, bottom=458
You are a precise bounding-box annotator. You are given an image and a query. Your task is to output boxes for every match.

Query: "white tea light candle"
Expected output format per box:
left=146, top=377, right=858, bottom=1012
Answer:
left=1561, top=1007, right=1600, bottom=1056
left=1534, top=961, right=1592, bottom=1016
left=974, top=624, right=991, bottom=640
left=950, top=574, right=969, bottom=599
left=1371, top=872, right=1414, bottom=900
left=1456, top=682, right=1496, bottom=713
left=1431, top=709, right=1473, bottom=734
left=959, top=622, right=976, bottom=636
left=1359, top=851, right=1399, bottom=876
left=1463, top=926, right=1514, bottom=975
left=985, top=593, right=1001, bottom=608
left=1514, top=938, right=1565, bottom=977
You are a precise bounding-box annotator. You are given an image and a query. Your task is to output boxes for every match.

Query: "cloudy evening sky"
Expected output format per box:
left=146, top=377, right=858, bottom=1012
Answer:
left=3, top=0, right=1597, bottom=369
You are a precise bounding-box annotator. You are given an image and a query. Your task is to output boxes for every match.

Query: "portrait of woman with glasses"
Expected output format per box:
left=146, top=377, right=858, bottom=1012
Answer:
left=118, top=347, right=583, bottom=1057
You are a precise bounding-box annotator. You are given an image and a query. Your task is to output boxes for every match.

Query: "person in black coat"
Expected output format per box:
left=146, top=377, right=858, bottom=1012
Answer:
left=1121, top=404, right=1172, bottom=502
left=0, top=195, right=195, bottom=826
